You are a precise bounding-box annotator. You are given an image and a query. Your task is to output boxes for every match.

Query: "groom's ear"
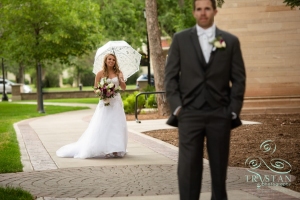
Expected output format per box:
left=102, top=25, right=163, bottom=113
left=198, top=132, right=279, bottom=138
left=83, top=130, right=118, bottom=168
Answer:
left=213, top=9, right=218, bottom=17
left=214, top=9, right=218, bottom=16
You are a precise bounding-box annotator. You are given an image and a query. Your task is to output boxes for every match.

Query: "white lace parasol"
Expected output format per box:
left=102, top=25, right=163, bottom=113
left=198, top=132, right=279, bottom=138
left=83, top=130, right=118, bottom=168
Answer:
left=93, top=41, right=142, bottom=79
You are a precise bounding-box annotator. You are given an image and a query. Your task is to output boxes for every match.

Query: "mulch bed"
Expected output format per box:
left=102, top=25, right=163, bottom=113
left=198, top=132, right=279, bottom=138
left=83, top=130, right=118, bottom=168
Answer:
left=127, top=113, right=300, bottom=193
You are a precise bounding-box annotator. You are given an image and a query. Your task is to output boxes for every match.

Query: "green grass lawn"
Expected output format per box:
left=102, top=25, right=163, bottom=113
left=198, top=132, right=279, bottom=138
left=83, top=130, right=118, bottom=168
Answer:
left=43, top=98, right=99, bottom=104
left=42, top=86, right=94, bottom=92
left=0, top=102, right=89, bottom=173
left=0, top=102, right=89, bottom=199
left=0, top=186, right=34, bottom=200
left=29, top=84, right=137, bottom=92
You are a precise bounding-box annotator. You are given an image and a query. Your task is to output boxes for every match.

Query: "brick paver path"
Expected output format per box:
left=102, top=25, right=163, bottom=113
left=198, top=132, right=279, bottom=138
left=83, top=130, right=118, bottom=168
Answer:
left=1, top=164, right=298, bottom=199
left=0, top=116, right=299, bottom=199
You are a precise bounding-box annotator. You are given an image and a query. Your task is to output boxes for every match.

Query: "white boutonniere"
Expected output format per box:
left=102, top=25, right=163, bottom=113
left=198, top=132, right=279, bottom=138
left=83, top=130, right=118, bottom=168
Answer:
left=210, top=36, right=226, bottom=51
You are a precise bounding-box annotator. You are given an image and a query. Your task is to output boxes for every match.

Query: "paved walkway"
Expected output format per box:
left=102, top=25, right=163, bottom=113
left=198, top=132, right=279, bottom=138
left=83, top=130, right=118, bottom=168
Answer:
left=0, top=103, right=299, bottom=200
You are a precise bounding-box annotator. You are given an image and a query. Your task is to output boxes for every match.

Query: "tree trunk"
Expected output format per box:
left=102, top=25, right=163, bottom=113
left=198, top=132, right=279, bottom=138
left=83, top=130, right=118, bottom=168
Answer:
left=36, top=61, right=44, bottom=113
left=77, top=70, right=81, bottom=87
left=178, top=0, right=184, bottom=8
left=18, top=62, right=25, bottom=83
left=36, top=63, right=41, bottom=111
left=145, top=0, right=170, bottom=116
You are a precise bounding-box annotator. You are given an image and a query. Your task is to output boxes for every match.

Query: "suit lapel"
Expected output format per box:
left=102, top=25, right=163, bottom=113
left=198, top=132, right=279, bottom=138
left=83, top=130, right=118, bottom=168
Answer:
left=190, top=27, right=206, bottom=67
left=207, top=27, right=222, bottom=66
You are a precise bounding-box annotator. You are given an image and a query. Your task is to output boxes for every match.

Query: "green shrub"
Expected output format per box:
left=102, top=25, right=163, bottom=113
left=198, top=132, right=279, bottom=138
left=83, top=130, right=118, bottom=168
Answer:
left=123, top=91, right=145, bottom=114
left=121, top=92, right=131, bottom=101
left=24, top=79, right=30, bottom=85
left=81, top=71, right=95, bottom=87
left=122, top=88, right=158, bottom=113
left=63, top=77, right=73, bottom=86
left=140, top=85, right=157, bottom=108
left=145, top=94, right=157, bottom=108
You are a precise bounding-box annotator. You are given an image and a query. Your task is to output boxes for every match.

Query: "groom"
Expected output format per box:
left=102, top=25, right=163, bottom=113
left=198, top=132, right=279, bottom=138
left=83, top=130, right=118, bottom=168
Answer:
left=164, top=0, right=246, bottom=199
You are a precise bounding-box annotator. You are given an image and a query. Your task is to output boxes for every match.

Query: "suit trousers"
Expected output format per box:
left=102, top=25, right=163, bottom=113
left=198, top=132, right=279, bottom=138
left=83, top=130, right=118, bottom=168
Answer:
left=177, top=105, right=231, bottom=200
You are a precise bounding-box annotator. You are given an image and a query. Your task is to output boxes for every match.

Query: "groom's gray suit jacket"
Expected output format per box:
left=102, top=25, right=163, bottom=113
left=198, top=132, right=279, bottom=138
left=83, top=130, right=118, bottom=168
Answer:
left=164, top=26, right=246, bottom=119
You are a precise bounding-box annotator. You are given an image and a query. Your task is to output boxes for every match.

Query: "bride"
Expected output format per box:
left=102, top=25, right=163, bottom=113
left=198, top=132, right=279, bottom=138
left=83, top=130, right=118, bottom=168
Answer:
left=56, top=53, right=128, bottom=159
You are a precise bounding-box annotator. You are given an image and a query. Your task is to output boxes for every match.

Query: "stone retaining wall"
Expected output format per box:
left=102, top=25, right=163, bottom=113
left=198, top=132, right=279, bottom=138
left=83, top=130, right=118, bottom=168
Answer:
left=21, top=89, right=138, bottom=100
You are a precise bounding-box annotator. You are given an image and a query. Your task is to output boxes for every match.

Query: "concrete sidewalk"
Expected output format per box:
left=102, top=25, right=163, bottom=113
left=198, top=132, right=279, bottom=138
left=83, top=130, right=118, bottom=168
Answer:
left=0, top=103, right=299, bottom=200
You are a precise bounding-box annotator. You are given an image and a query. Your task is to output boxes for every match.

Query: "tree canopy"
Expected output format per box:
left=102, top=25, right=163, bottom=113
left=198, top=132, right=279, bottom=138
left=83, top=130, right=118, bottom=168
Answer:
left=1, top=0, right=101, bottom=65
left=1, top=0, right=102, bottom=110
left=284, top=0, right=300, bottom=9
left=97, top=0, right=225, bottom=45
left=98, top=0, right=145, bottom=48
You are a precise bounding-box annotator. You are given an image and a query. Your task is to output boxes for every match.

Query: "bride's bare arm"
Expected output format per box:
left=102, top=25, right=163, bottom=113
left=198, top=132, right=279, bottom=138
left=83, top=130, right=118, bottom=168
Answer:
left=118, top=72, right=126, bottom=90
left=94, top=71, right=103, bottom=92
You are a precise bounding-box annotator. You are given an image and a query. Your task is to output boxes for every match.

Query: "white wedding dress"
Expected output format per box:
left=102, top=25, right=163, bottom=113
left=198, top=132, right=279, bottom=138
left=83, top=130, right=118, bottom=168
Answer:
left=56, top=77, right=128, bottom=159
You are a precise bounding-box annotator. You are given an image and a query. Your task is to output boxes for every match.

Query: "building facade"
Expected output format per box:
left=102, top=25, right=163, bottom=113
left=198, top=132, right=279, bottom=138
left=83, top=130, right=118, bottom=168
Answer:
left=215, top=0, right=300, bottom=97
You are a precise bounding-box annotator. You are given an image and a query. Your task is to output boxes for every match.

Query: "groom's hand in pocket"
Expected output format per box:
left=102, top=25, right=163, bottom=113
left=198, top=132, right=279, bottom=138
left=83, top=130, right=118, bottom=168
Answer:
left=174, top=106, right=182, bottom=117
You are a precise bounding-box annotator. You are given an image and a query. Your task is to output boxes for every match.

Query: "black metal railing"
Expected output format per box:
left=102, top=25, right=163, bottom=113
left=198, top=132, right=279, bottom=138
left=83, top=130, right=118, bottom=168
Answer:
left=135, top=91, right=165, bottom=123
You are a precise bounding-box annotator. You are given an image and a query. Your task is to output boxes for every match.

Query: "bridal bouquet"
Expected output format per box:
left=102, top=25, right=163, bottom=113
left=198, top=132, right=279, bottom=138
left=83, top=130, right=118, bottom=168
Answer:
left=95, top=77, right=120, bottom=106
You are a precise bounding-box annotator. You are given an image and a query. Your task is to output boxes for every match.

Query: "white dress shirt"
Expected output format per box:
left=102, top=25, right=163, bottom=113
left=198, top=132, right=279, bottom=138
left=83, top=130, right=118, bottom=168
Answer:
left=196, top=24, right=216, bottom=63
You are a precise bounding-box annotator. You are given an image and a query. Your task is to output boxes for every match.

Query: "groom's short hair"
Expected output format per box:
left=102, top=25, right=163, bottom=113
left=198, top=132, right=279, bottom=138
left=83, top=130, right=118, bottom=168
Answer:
left=193, top=0, right=217, bottom=10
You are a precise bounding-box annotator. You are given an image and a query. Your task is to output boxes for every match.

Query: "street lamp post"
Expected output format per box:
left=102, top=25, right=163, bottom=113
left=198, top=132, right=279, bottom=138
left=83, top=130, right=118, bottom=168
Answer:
left=144, top=9, right=151, bottom=85
left=1, top=58, right=9, bottom=101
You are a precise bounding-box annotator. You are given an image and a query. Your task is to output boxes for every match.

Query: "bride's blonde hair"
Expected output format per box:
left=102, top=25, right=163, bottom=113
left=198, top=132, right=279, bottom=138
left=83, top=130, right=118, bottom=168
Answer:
left=102, top=54, right=121, bottom=77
